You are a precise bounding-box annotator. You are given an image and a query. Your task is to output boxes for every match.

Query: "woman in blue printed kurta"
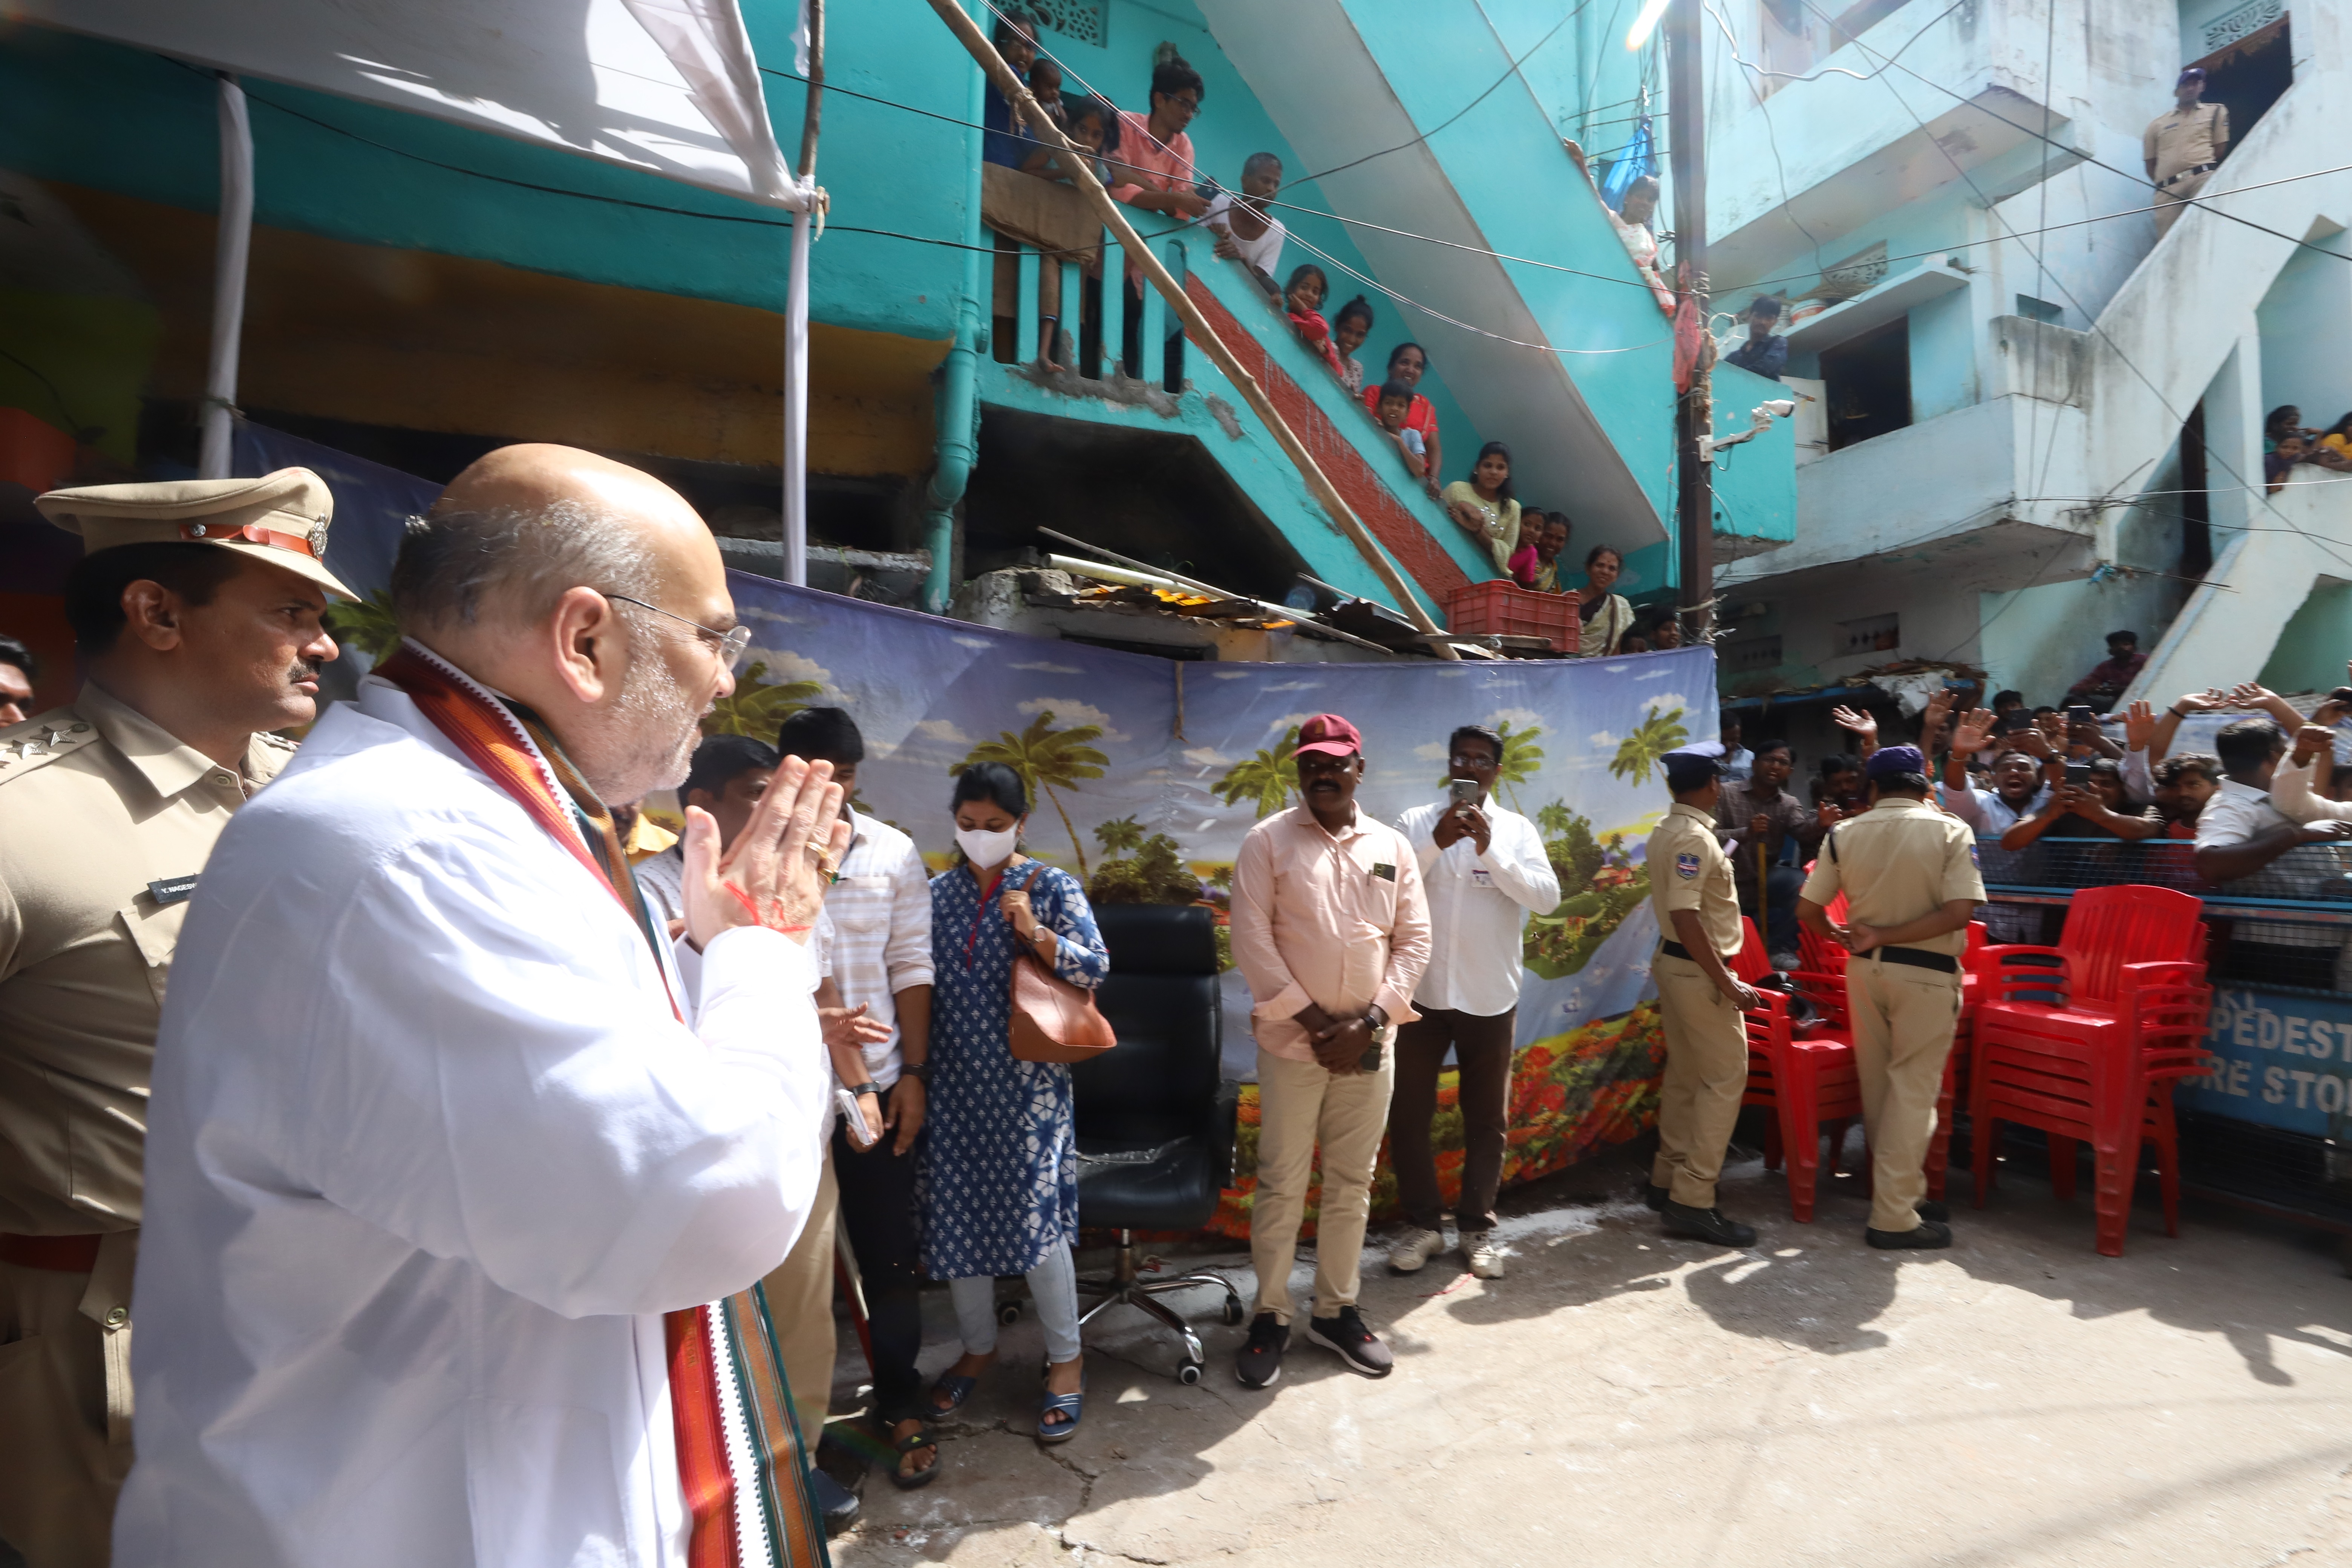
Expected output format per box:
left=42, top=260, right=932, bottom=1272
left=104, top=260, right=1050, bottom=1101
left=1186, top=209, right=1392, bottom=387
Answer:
left=921, top=763, right=1108, bottom=1442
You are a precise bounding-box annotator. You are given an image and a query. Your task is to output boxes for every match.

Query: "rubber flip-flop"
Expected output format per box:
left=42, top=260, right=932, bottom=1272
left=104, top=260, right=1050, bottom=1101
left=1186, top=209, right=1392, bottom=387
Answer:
left=889, top=1426, right=943, bottom=1490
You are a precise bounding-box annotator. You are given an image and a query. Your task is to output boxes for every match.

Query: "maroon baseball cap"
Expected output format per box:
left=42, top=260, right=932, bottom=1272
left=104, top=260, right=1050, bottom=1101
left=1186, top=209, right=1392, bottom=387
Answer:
left=1294, top=713, right=1363, bottom=758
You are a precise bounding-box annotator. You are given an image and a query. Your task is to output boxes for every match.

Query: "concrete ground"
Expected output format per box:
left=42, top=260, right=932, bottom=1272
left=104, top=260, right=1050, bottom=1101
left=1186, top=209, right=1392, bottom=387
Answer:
left=821, top=1142, right=2352, bottom=1568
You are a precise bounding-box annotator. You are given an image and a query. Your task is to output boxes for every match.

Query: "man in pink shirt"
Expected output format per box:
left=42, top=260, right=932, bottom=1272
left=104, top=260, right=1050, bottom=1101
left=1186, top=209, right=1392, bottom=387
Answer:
left=1108, top=56, right=1208, bottom=218
left=1228, top=714, right=1431, bottom=1388
left=1108, top=55, right=1208, bottom=381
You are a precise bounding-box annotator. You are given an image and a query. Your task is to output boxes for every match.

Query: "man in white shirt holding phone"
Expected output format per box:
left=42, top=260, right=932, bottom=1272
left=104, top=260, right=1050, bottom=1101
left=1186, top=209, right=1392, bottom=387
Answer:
left=1387, top=724, right=1562, bottom=1278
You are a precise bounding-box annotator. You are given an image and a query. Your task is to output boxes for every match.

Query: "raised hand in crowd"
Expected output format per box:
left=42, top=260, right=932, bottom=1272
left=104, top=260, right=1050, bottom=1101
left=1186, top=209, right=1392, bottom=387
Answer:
left=2226, top=681, right=2308, bottom=732
left=1949, top=706, right=1997, bottom=758
left=1829, top=704, right=1879, bottom=758
left=2292, top=723, right=2337, bottom=768
left=1816, top=801, right=1844, bottom=827
left=2122, top=699, right=2158, bottom=753
left=1919, top=687, right=1957, bottom=757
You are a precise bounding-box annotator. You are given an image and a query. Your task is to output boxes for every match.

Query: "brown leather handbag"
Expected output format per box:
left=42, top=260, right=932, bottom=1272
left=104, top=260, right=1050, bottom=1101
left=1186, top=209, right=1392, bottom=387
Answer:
left=1006, top=866, right=1118, bottom=1063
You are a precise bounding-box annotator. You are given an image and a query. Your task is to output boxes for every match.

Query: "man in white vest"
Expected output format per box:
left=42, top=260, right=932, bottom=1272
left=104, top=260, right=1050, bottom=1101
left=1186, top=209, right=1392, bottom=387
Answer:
left=116, top=445, right=843, bottom=1568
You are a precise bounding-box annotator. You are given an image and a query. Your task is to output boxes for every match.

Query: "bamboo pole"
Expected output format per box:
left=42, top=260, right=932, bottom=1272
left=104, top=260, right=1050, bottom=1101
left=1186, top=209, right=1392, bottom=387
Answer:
left=920, top=0, right=1457, bottom=657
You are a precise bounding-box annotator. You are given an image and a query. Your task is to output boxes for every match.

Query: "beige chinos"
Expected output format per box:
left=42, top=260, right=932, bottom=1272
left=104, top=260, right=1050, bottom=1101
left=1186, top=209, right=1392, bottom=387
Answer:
left=1646, top=802, right=1750, bottom=1209
left=1249, top=1047, right=1396, bottom=1324
left=1801, top=798, right=1985, bottom=1234
left=758, top=1148, right=840, bottom=1454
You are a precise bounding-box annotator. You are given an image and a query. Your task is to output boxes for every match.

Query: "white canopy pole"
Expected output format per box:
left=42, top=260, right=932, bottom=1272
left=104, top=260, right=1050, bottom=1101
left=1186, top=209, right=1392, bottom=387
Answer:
left=781, top=0, right=821, bottom=587
left=198, top=71, right=253, bottom=481
left=783, top=204, right=811, bottom=586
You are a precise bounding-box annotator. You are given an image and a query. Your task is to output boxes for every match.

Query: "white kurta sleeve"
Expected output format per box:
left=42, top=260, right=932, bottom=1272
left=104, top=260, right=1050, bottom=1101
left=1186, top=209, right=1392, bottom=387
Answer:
left=293, top=832, right=832, bottom=1320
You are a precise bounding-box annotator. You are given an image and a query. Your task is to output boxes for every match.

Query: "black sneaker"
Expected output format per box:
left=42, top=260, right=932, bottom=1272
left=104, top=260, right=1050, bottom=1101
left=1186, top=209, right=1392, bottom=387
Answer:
left=1915, top=1199, right=1951, bottom=1223
left=1867, top=1219, right=1953, bottom=1250
left=1305, top=1305, right=1395, bottom=1378
left=1642, top=1182, right=1671, bottom=1211
left=1660, top=1200, right=1757, bottom=1248
left=807, top=1465, right=860, bottom=1537
left=1235, top=1312, right=1289, bottom=1389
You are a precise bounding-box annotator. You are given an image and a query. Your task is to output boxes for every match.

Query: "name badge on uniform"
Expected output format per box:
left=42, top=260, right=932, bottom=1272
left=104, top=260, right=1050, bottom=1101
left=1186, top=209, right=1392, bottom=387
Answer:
left=148, top=874, right=201, bottom=906
left=1471, top=868, right=1494, bottom=887
left=1370, top=862, right=1396, bottom=882
left=1675, top=853, right=1701, bottom=880
left=1969, top=842, right=1980, bottom=867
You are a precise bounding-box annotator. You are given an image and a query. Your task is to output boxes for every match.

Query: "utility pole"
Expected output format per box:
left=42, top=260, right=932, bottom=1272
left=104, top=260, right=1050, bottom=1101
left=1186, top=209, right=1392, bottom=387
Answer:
left=1664, top=0, right=1713, bottom=642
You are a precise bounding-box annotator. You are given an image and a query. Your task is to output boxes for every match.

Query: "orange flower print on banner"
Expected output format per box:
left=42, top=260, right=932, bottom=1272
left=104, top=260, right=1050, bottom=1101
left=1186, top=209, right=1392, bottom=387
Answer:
left=1196, top=1003, right=1667, bottom=1242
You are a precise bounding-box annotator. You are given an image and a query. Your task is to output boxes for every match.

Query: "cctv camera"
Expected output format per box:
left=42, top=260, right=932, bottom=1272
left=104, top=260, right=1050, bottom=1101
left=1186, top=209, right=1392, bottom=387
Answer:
left=1761, top=399, right=1796, bottom=418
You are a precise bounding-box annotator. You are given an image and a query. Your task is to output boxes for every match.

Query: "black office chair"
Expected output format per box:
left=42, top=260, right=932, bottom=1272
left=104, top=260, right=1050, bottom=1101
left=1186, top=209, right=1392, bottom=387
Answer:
left=1070, top=902, right=1244, bottom=1383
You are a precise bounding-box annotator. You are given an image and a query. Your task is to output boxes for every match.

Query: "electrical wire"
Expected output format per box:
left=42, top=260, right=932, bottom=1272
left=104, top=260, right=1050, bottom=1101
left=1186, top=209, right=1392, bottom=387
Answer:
left=1700, top=3, right=1824, bottom=284
left=753, top=64, right=2352, bottom=304
left=1813, top=16, right=2352, bottom=608
left=1279, top=222, right=1673, bottom=357
left=1769, top=2, right=2349, bottom=267
left=1703, top=0, right=1973, bottom=86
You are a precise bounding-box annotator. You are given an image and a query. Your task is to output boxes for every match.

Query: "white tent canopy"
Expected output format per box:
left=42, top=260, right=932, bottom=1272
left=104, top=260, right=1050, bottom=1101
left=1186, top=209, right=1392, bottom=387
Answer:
left=25, top=0, right=808, bottom=211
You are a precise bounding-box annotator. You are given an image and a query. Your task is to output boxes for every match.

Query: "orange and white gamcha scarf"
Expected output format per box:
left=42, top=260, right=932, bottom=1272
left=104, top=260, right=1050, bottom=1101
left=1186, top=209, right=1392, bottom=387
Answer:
left=378, top=640, right=830, bottom=1568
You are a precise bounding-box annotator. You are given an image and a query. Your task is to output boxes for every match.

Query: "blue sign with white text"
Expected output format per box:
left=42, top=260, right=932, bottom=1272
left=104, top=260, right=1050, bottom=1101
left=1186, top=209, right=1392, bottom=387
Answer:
left=2179, top=986, right=2352, bottom=1138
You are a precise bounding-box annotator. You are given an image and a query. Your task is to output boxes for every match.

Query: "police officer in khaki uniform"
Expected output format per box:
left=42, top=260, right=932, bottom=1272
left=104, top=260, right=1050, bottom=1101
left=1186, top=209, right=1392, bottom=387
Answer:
left=2144, top=66, right=2229, bottom=238
left=0, top=470, right=350, bottom=1568
left=1642, top=744, right=1764, bottom=1248
left=1797, top=746, right=1985, bottom=1250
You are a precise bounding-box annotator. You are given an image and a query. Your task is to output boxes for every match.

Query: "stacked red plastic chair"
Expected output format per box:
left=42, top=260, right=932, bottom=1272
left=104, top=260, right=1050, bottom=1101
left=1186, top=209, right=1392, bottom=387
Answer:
left=1968, top=884, right=2212, bottom=1255
left=1735, top=918, right=1862, bottom=1222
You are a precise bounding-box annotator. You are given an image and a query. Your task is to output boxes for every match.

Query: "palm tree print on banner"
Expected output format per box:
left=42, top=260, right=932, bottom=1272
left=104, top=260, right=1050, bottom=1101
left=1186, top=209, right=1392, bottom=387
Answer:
left=1093, top=817, right=1147, bottom=858
left=704, top=660, right=821, bottom=740
left=1214, top=726, right=1301, bottom=819
left=953, top=710, right=1109, bottom=873
left=1607, top=703, right=1689, bottom=786
left=323, top=590, right=402, bottom=663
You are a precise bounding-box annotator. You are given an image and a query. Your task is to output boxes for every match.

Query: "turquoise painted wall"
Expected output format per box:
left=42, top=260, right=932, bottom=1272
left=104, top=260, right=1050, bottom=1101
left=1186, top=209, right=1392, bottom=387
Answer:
left=2259, top=580, right=2352, bottom=694
left=2257, top=243, right=2352, bottom=430
left=0, top=16, right=973, bottom=334
left=1336, top=0, right=1678, bottom=523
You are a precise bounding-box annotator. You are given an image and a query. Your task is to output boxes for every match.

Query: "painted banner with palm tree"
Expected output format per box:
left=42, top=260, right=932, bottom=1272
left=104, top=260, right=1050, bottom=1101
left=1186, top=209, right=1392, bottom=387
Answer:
left=717, top=571, right=1714, bottom=1061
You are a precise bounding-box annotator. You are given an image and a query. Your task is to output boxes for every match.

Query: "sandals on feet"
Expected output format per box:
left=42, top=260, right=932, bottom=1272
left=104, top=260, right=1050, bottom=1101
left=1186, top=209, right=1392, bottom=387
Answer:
left=888, top=1424, right=942, bottom=1490
left=927, top=1372, right=978, bottom=1418
left=1036, top=1383, right=1085, bottom=1444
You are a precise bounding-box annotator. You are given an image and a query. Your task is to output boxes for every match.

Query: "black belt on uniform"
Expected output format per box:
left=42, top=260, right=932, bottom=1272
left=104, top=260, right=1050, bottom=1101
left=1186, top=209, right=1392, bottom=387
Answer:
left=1659, top=939, right=1701, bottom=962
left=1872, top=946, right=1959, bottom=974
left=2159, top=162, right=2216, bottom=187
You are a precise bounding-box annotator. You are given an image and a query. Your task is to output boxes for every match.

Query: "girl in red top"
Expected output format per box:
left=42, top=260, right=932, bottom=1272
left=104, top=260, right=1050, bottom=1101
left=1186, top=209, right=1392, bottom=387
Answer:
left=1282, top=264, right=1347, bottom=380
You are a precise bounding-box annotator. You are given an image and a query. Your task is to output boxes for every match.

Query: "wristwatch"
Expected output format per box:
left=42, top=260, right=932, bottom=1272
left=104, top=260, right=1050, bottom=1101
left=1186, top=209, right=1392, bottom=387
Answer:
left=900, top=1063, right=930, bottom=1084
left=846, top=1080, right=883, bottom=1099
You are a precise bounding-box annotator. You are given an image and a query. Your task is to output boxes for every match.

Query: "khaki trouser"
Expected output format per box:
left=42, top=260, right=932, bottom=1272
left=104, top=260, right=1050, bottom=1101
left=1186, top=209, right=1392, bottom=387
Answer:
left=1845, top=953, right=1963, bottom=1233
left=760, top=1148, right=839, bottom=1458
left=2153, top=168, right=2211, bottom=237
left=1250, top=1046, right=1396, bottom=1326
left=1651, top=953, right=1751, bottom=1209
left=0, top=1234, right=135, bottom=1568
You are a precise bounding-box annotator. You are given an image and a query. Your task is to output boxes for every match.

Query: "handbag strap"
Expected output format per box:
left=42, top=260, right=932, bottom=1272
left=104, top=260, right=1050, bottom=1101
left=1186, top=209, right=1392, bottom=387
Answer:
left=965, top=861, right=1051, bottom=971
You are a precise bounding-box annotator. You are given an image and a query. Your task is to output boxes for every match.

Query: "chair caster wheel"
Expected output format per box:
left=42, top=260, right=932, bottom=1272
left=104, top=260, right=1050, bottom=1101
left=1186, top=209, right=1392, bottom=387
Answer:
left=998, top=1301, right=1023, bottom=1326
left=1177, top=1360, right=1204, bottom=1385
left=1220, top=1295, right=1246, bottom=1326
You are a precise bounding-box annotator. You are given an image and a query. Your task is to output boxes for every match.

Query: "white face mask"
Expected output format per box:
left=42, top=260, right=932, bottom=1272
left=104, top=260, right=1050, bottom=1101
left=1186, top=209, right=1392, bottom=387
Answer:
left=956, top=824, right=1020, bottom=867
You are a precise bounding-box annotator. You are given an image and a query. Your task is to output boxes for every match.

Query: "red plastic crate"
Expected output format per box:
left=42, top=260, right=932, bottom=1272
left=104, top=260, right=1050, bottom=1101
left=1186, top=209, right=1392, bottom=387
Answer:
left=1445, top=579, right=1576, bottom=649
